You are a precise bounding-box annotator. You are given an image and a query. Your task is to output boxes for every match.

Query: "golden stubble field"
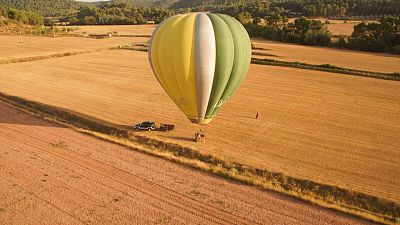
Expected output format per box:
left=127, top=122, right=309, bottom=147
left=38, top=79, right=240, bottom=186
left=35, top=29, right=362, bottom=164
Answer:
left=6, top=24, right=398, bottom=73
left=68, top=20, right=355, bottom=36
left=288, top=18, right=366, bottom=36
left=326, top=22, right=357, bottom=36
left=0, top=48, right=399, bottom=203
left=63, top=24, right=156, bottom=36
left=0, top=102, right=373, bottom=225
left=252, top=39, right=400, bottom=73
left=0, top=35, right=149, bottom=61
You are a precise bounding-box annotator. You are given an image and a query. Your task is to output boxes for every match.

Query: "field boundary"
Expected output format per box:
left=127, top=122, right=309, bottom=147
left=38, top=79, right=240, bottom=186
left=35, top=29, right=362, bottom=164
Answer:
left=0, top=48, right=110, bottom=65
left=2, top=42, right=397, bottom=81
left=0, top=91, right=398, bottom=225
left=251, top=57, right=400, bottom=81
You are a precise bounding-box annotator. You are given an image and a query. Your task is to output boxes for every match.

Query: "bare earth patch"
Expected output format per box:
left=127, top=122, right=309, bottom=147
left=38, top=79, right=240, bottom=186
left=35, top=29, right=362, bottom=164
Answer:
left=0, top=102, right=373, bottom=225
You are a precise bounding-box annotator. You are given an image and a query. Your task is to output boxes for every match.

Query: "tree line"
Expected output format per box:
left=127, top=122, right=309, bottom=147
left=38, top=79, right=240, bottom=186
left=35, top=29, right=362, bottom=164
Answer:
left=345, top=16, right=400, bottom=53
left=170, top=0, right=399, bottom=18
left=244, top=14, right=332, bottom=46
left=64, top=2, right=175, bottom=25
left=274, top=0, right=400, bottom=18
left=243, top=13, right=400, bottom=54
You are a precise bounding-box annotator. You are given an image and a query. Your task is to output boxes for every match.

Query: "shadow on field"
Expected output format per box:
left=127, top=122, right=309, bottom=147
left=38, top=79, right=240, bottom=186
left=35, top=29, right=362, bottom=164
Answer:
left=167, top=136, right=195, bottom=142
left=0, top=102, right=61, bottom=127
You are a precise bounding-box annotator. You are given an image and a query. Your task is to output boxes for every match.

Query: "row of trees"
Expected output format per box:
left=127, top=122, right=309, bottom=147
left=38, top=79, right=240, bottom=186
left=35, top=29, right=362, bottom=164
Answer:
left=243, top=12, right=400, bottom=53
left=345, top=16, right=400, bottom=53
left=170, top=0, right=400, bottom=18
left=244, top=14, right=332, bottom=46
left=65, top=2, right=175, bottom=25
left=275, top=0, right=400, bottom=18
left=171, top=0, right=272, bottom=18
left=0, top=5, right=43, bottom=25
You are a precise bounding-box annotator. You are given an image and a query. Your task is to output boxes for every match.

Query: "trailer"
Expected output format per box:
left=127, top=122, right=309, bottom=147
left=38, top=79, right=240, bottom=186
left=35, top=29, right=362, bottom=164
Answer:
left=159, top=123, right=175, bottom=132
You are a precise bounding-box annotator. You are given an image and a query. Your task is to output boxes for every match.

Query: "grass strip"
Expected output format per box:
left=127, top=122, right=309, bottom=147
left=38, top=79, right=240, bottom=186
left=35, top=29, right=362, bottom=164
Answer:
left=114, top=34, right=152, bottom=38
left=0, top=91, right=398, bottom=225
left=0, top=48, right=107, bottom=65
left=251, top=58, right=400, bottom=81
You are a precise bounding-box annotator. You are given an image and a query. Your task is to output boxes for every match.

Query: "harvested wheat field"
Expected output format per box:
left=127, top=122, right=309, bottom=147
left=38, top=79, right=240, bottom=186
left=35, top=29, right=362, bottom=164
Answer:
left=0, top=35, right=148, bottom=61
left=252, top=39, right=400, bottom=73
left=287, top=18, right=366, bottom=36
left=0, top=102, right=374, bottom=225
left=0, top=49, right=399, bottom=204
left=65, top=24, right=156, bottom=36
left=326, top=22, right=358, bottom=36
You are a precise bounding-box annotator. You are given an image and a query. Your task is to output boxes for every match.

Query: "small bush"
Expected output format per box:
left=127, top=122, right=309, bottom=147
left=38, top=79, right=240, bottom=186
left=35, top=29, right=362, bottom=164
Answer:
left=51, top=140, right=68, bottom=149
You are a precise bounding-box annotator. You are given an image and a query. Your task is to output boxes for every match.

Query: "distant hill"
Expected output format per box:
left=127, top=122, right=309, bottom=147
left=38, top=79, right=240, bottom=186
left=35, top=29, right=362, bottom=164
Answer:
left=0, top=0, right=78, bottom=16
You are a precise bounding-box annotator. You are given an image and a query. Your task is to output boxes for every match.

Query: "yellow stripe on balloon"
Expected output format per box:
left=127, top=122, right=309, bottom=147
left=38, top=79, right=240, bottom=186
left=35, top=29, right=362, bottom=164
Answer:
left=157, top=15, right=188, bottom=111
left=172, top=13, right=198, bottom=119
left=150, top=15, right=177, bottom=100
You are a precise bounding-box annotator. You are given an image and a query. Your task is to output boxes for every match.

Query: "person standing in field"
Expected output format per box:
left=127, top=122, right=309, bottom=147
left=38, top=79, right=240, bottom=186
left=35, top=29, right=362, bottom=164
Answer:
left=256, top=112, right=259, bottom=119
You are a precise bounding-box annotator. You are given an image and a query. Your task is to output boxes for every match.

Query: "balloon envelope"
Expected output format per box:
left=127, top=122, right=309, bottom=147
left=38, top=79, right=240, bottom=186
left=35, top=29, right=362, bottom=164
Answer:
left=148, top=13, right=251, bottom=124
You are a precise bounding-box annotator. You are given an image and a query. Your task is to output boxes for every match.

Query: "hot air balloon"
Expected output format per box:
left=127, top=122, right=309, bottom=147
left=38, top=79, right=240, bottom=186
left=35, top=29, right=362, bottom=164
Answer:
left=148, top=13, right=251, bottom=125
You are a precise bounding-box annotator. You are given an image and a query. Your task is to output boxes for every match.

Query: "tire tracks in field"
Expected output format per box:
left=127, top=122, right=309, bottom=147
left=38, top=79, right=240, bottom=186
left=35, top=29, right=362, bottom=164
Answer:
left=11, top=125, right=309, bottom=225
left=0, top=173, right=86, bottom=225
left=0, top=111, right=312, bottom=224
left=0, top=124, right=356, bottom=225
left=0, top=138, right=174, bottom=225
left=0, top=127, right=257, bottom=225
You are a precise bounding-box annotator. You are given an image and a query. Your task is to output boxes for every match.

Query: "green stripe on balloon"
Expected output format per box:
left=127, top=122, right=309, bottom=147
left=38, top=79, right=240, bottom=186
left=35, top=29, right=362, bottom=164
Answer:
left=205, top=13, right=235, bottom=118
left=210, top=14, right=252, bottom=117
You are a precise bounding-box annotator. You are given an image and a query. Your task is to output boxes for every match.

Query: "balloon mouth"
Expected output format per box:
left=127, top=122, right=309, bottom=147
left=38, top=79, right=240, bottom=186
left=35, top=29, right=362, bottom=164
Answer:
left=189, top=118, right=213, bottom=125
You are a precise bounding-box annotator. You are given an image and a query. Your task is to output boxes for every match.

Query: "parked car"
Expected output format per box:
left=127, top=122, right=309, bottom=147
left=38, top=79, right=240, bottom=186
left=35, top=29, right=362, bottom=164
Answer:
left=159, top=123, right=175, bottom=132
left=134, top=121, right=156, bottom=131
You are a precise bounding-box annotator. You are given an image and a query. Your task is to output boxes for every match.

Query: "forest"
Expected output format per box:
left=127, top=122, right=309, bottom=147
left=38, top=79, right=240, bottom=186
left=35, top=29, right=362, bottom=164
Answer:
left=0, top=5, right=43, bottom=25
left=0, top=0, right=78, bottom=17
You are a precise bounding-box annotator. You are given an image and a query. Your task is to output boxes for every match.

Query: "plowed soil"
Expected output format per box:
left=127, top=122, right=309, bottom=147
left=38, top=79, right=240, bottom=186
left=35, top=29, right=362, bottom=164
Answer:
left=0, top=50, right=399, bottom=204
left=0, top=102, right=373, bottom=225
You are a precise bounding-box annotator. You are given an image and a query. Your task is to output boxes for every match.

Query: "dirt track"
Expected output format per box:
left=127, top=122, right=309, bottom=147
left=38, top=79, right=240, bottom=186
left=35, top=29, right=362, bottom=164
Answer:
left=0, top=102, right=374, bottom=225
